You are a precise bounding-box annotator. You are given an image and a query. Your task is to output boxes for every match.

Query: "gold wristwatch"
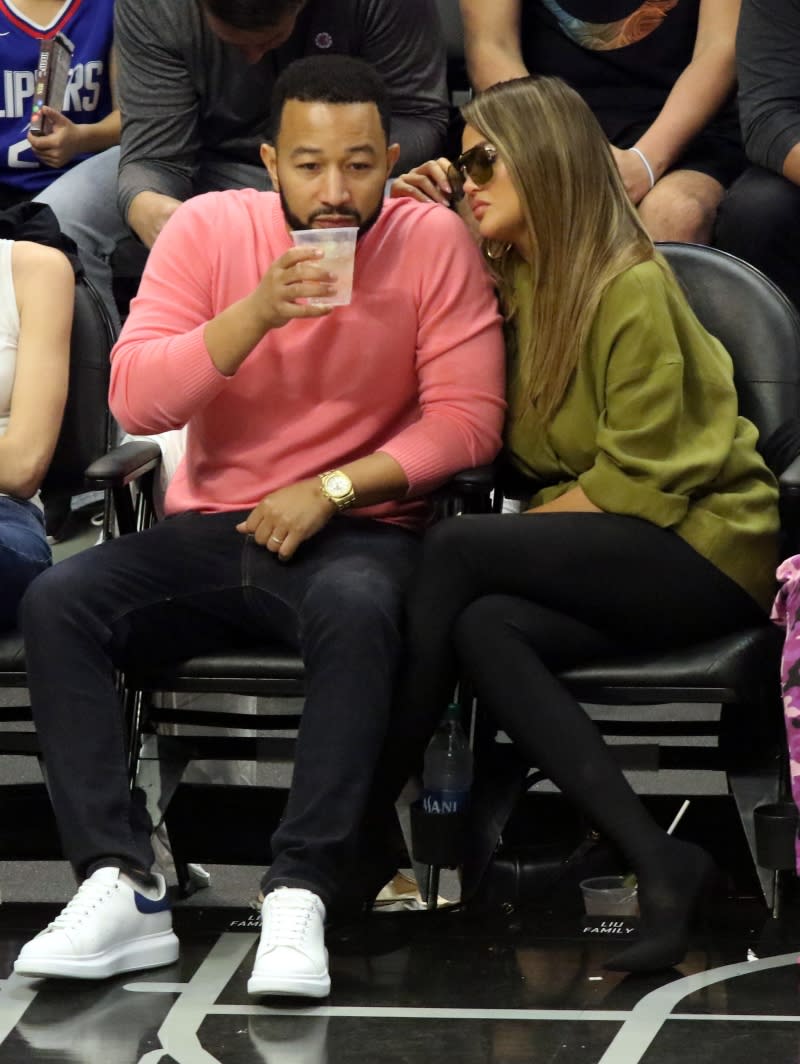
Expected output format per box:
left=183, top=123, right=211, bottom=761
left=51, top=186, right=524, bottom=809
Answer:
left=318, top=469, right=356, bottom=510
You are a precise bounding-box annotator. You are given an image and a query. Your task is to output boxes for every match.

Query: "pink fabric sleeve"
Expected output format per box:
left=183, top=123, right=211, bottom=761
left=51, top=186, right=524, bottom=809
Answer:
left=108, top=197, right=229, bottom=435
left=378, top=207, right=506, bottom=493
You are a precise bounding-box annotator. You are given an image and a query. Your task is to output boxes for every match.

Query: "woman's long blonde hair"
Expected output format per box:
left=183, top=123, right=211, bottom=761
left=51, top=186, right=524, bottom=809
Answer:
left=462, top=77, right=655, bottom=421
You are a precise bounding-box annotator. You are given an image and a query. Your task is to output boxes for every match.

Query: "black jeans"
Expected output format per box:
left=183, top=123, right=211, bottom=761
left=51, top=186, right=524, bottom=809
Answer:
left=20, top=510, right=421, bottom=906
left=715, top=164, right=800, bottom=312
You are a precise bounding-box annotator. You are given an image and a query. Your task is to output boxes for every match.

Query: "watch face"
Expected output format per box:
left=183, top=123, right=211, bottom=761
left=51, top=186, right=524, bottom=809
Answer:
left=326, top=473, right=351, bottom=498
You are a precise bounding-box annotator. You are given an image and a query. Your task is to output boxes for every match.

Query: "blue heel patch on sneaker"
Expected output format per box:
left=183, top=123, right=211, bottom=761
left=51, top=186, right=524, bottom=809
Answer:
left=134, top=892, right=171, bottom=914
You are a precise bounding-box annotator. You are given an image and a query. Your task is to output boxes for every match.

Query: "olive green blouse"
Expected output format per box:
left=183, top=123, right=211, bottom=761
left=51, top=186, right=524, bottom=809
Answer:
left=505, top=257, right=780, bottom=611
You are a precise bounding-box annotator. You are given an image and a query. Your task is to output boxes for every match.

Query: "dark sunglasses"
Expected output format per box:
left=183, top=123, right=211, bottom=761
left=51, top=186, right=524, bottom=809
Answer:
left=447, top=143, right=498, bottom=202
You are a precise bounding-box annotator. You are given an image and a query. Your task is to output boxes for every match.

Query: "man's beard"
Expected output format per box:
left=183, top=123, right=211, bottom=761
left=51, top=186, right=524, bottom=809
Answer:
left=278, top=187, right=384, bottom=240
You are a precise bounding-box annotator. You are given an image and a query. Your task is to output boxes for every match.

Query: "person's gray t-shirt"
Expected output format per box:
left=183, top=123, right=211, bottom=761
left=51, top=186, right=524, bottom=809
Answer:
left=116, top=0, right=449, bottom=219
left=737, top=0, right=800, bottom=174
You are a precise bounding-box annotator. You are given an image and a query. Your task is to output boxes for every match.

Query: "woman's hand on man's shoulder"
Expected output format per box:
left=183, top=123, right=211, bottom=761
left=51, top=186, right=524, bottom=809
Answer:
left=390, top=158, right=455, bottom=206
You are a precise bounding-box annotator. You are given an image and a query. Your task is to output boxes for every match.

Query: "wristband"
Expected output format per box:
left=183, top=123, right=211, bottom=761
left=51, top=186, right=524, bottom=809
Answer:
left=629, top=146, right=656, bottom=190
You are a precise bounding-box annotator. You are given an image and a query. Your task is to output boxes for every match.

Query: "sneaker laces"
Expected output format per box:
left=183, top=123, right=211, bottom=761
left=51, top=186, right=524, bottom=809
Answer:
left=47, top=875, right=117, bottom=932
left=262, top=894, right=317, bottom=949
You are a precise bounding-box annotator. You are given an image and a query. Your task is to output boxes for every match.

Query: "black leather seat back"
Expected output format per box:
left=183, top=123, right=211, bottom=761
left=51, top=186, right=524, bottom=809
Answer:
left=41, top=277, right=116, bottom=496
left=659, top=242, right=800, bottom=445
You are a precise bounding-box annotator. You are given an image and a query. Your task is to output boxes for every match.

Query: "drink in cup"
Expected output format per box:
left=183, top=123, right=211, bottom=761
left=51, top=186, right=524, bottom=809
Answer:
left=290, top=226, right=358, bottom=306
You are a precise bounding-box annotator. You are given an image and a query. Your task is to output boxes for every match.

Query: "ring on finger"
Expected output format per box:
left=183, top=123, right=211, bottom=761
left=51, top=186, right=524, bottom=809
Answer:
left=270, top=534, right=284, bottom=544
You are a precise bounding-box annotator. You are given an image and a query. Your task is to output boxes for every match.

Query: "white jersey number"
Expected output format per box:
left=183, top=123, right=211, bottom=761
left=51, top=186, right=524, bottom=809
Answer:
left=8, top=137, right=37, bottom=169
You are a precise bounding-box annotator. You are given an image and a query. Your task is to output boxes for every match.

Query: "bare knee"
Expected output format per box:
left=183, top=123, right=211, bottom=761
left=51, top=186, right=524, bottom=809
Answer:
left=638, top=173, right=723, bottom=243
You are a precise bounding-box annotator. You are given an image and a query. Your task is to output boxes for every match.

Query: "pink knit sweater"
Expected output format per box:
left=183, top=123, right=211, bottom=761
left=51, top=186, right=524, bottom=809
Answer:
left=110, top=191, right=505, bottom=527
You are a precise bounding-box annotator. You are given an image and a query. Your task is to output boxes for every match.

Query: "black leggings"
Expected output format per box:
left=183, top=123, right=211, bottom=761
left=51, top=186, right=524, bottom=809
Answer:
left=375, top=511, right=765, bottom=872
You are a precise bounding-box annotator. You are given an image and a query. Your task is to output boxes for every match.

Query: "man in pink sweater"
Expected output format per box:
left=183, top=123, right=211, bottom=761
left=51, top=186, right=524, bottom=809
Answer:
left=15, top=56, right=505, bottom=997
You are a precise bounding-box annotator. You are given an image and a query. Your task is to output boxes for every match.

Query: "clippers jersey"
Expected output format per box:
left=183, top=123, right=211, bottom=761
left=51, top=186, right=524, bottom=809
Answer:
left=0, top=0, right=113, bottom=192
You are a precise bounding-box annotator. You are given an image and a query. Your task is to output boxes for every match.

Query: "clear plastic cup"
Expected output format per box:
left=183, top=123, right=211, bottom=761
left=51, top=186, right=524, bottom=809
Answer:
left=579, top=875, right=639, bottom=917
left=290, top=226, right=358, bottom=306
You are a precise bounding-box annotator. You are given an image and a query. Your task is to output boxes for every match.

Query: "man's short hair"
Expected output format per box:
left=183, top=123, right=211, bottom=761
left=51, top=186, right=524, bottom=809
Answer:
left=270, top=55, right=392, bottom=144
left=202, top=0, right=305, bottom=30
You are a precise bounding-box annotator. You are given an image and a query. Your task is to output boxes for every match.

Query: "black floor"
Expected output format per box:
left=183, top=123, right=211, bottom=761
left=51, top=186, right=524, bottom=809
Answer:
left=2, top=885, right=800, bottom=1064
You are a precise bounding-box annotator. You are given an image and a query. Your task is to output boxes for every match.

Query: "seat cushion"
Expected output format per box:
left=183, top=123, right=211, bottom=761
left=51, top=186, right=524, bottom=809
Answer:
left=125, top=647, right=306, bottom=697
left=559, top=626, right=781, bottom=705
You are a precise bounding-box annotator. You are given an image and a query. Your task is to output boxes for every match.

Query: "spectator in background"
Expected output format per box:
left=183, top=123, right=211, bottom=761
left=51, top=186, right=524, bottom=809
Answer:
left=0, top=0, right=120, bottom=323
left=58, top=0, right=449, bottom=331
left=459, top=0, right=745, bottom=244
left=0, top=239, right=73, bottom=628
left=0, top=0, right=116, bottom=208
left=715, top=0, right=800, bottom=311
left=0, top=1, right=118, bottom=543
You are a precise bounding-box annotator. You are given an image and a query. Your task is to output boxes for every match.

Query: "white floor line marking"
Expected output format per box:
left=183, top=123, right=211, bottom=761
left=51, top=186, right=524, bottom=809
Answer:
left=0, top=974, right=41, bottom=1043
left=597, top=951, right=799, bottom=1064
left=671, top=1013, right=800, bottom=1022
left=138, top=932, right=257, bottom=1064
left=125, top=982, right=189, bottom=993
left=210, top=1005, right=631, bottom=1020
left=207, top=1004, right=800, bottom=1023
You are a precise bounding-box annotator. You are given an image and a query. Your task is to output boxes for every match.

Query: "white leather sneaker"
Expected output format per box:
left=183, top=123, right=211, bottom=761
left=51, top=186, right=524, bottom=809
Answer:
left=247, top=887, right=330, bottom=998
left=14, top=866, right=179, bottom=980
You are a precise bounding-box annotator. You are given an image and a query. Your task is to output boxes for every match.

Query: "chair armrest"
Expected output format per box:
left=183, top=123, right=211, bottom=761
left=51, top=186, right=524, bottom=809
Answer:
left=779, top=454, right=800, bottom=553
left=780, top=452, right=800, bottom=497
left=446, top=464, right=496, bottom=495
left=85, top=440, right=163, bottom=488
left=431, top=464, right=496, bottom=515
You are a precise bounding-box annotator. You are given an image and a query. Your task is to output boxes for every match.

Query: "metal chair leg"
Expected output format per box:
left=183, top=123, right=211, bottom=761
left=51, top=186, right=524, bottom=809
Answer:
left=425, top=865, right=441, bottom=910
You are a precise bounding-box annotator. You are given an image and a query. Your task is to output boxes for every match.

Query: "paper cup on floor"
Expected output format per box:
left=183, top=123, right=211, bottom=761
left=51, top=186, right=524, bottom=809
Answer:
left=291, top=226, right=357, bottom=305
left=580, top=875, right=639, bottom=917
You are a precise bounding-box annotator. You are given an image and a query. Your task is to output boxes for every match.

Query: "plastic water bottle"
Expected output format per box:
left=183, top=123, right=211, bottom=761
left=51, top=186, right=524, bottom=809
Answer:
left=421, top=702, right=473, bottom=816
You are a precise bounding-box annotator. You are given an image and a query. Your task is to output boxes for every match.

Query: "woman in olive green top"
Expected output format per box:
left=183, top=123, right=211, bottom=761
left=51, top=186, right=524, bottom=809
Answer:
left=387, top=76, right=779, bottom=973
